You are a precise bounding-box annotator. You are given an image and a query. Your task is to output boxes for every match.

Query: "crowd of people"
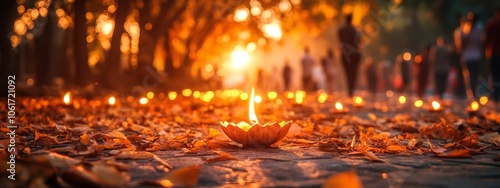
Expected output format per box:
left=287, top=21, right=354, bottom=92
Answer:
left=280, top=8, right=500, bottom=107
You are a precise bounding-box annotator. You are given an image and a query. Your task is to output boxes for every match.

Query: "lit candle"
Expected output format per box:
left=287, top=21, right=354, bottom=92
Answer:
left=108, top=96, right=116, bottom=106
left=352, top=96, right=365, bottom=108
left=331, top=102, right=348, bottom=114
left=466, top=101, right=480, bottom=116
left=398, top=96, right=406, bottom=105
left=63, top=92, right=71, bottom=105
left=139, top=97, right=149, bottom=105
left=414, top=99, right=423, bottom=108
left=429, top=100, right=442, bottom=112
left=219, top=87, right=291, bottom=147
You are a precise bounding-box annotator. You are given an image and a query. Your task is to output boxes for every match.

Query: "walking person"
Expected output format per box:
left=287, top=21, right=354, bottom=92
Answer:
left=301, top=47, right=315, bottom=92
left=416, top=45, right=432, bottom=98
left=338, top=14, right=362, bottom=97
left=430, top=36, right=451, bottom=98
left=457, top=12, right=483, bottom=99
left=283, top=59, right=292, bottom=91
left=321, top=49, right=336, bottom=93
left=485, top=7, right=500, bottom=107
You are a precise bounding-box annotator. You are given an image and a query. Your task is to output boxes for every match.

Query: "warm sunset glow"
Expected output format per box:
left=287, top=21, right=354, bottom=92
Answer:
left=414, top=100, right=423, bottom=108
left=398, top=96, right=406, bottom=104
left=431, top=101, right=440, bottom=110
left=262, top=21, right=283, bottom=40
left=108, top=96, right=116, bottom=105
left=353, top=96, right=363, bottom=104
left=267, top=91, right=278, bottom=100
left=231, top=46, right=250, bottom=69
left=63, top=92, right=71, bottom=104
left=168, top=92, right=177, bottom=100
left=182, top=89, right=192, bottom=97
left=470, top=101, right=479, bottom=111
left=479, top=96, right=488, bottom=105
left=249, top=88, right=259, bottom=124
left=335, top=102, right=344, bottom=111
left=139, top=97, right=148, bottom=105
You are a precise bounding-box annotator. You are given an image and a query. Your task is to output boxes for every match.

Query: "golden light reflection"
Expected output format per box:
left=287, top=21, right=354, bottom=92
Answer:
left=398, top=96, right=406, bottom=104
left=414, top=100, right=423, bottom=108
left=63, top=92, right=71, bottom=105
left=479, top=96, right=488, bottom=105
left=108, top=96, right=116, bottom=105
left=139, top=97, right=148, bottom=105
left=249, top=88, right=259, bottom=124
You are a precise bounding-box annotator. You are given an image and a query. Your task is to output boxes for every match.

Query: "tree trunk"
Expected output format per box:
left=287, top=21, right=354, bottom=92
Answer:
left=73, top=0, right=91, bottom=87
left=101, top=0, right=130, bottom=90
left=0, top=1, right=18, bottom=95
left=35, top=5, right=56, bottom=89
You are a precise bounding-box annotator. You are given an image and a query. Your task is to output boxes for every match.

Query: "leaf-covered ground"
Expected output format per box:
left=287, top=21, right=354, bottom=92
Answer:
left=1, top=93, right=500, bottom=187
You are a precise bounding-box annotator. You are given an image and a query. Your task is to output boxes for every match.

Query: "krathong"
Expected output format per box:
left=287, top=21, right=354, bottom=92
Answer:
left=220, top=87, right=291, bottom=147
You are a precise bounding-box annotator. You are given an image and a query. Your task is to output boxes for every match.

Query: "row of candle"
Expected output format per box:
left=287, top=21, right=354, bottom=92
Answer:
left=62, top=90, right=486, bottom=115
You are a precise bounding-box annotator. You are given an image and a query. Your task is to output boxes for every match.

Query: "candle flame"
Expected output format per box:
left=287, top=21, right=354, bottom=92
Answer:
left=139, top=97, right=148, bottom=105
left=108, top=96, right=116, bottom=105
left=335, top=102, right=343, bottom=111
left=414, top=100, right=423, bottom=108
left=471, top=101, right=479, bottom=111
left=431, top=101, right=440, bottom=110
left=249, top=87, right=259, bottom=124
left=63, top=92, right=71, bottom=104
left=353, top=96, right=363, bottom=104
left=398, top=96, right=406, bottom=104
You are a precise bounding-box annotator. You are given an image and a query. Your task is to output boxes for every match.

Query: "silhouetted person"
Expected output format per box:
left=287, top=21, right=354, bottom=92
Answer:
left=321, top=49, right=336, bottom=93
left=338, top=14, right=361, bottom=97
left=485, top=7, right=500, bottom=105
left=430, top=36, right=451, bottom=98
left=395, top=53, right=412, bottom=94
left=458, top=12, right=483, bottom=99
left=283, top=59, right=292, bottom=91
left=416, top=45, right=431, bottom=98
left=301, top=47, right=314, bottom=91
left=364, top=57, right=377, bottom=95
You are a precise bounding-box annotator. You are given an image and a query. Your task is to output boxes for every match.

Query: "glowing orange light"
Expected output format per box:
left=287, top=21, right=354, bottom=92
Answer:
left=353, top=96, right=363, bottom=104
left=403, top=52, right=411, bottom=61
left=470, top=101, right=479, bottom=111
left=335, top=102, right=343, bottom=111
left=146, top=91, right=154, bottom=99
left=318, top=93, right=328, bottom=103
left=182, top=89, right=192, bottom=97
left=286, top=91, right=294, bottom=99
left=414, top=100, right=423, bottom=108
left=431, top=101, right=440, bottom=110
left=139, top=97, right=148, bottom=105
left=479, top=96, right=488, bottom=105
left=386, top=90, right=394, bottom=97
left=414, top=55, right=422, bottom=64
left=255, top=95, right=263, bottom=104
left=398, top=96, right=406, bottom=104
left=108, top=96, right=116, bottom=105
left=234, top=7, right=249, bottom=22
left=168, top=92, right=177, bottom=100
left=240, top=92, right=249, bottom=100
left=295, top=96, right=304, bottom=104
left=63, top=92, right=71, bottom=105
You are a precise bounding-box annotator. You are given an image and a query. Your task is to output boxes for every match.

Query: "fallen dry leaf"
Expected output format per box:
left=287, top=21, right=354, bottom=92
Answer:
left=91, top=163, right=130, bottom=187
left=206, top=151, right=237, bottom=163
left=437, top=149, right=471, bottom=158
left=427, top=139, right=447, bottom=154
left=363, top=151, right=388, bottom=163
left=322, top=169, right=363, bottom=188
left=115, top=151, right=173, bottom=169
left=157, top=166, right=201, bottom=187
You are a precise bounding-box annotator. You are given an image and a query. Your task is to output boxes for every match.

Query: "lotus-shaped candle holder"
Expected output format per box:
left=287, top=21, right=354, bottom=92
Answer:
left=220, top=121, right=291, bottom=147
left=219, top=87, right=291, bottom=147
